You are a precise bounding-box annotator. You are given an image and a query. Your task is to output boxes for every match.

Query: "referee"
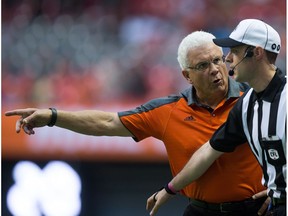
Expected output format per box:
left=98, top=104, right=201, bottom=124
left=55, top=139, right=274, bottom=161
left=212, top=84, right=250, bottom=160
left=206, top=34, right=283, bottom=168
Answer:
left=148, top=19, right=286, bottom=216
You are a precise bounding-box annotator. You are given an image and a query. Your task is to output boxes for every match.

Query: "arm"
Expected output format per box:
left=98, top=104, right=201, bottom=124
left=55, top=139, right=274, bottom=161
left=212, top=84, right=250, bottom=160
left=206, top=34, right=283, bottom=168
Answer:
left=147, top=142, right=223, bottom=216
left=171, top=141, right=223, bottom=190
left=5, top=108, right=133, bottom=137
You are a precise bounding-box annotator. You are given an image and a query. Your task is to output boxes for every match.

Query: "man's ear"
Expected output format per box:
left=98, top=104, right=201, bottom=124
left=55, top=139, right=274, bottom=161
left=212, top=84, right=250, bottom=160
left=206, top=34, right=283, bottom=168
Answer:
left=254, top=46, right=265, bottom=60
left=182, top=70, right=193, bottom=84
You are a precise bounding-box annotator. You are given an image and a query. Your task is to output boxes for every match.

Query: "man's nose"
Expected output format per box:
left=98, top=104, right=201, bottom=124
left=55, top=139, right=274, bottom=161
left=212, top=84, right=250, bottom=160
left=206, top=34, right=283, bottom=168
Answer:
left=210, top=63, right=219, bottom=75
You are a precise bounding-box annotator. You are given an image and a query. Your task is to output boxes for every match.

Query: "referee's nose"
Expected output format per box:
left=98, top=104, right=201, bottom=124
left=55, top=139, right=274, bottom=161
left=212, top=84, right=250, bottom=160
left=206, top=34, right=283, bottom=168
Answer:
left=225, top=52, right=233, bottom=64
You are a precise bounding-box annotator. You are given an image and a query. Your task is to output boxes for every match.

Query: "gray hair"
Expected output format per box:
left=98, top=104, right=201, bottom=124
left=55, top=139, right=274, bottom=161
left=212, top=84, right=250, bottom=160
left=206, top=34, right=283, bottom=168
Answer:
left=177, top=31, right=218, bottom=70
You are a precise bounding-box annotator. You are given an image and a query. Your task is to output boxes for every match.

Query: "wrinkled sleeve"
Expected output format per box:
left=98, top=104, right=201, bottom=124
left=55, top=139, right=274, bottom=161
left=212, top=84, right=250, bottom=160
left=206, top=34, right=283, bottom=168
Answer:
left=118, top=96, right=178, bottom=141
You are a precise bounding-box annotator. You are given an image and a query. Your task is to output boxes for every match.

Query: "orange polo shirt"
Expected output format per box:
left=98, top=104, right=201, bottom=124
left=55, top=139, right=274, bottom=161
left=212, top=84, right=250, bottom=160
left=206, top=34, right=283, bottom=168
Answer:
left=118, top=79, right=265, bottom=203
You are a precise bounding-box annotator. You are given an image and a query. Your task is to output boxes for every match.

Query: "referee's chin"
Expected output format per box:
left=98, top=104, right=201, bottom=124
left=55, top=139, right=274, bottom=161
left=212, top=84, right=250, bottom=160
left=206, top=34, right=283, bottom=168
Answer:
left=233, top=73, right=246, bottom=83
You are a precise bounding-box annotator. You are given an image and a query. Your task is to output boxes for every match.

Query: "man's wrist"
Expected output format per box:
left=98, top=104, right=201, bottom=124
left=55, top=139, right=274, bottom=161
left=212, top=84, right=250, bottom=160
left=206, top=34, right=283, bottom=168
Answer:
left=47, top=108, right=57, bottom=127
left=164, top=182, right=178, bottom=195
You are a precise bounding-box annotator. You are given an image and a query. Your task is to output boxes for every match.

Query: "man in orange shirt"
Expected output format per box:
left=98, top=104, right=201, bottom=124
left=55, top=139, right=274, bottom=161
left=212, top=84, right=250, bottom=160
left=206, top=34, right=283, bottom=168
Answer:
left=6, top=31, right=267, bottom=215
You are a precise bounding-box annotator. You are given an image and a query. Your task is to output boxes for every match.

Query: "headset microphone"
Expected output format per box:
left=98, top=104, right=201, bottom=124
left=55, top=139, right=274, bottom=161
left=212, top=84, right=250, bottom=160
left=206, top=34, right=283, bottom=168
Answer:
left=229, top=58, right=245, bottom=76
left=228, top=70, right=234, bottom=76
left=228, top=49, right=253, bottom=76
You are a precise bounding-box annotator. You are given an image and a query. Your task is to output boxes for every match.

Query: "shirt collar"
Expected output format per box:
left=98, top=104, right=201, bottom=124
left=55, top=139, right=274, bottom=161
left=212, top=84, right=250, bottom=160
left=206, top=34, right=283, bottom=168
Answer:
left=181, top=77, right=244, bottom=106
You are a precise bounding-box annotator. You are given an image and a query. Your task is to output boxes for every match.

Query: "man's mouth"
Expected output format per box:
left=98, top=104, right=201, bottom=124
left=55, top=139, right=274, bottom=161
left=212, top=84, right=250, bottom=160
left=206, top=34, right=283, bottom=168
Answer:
left=213, top=79, right=221, bottom=84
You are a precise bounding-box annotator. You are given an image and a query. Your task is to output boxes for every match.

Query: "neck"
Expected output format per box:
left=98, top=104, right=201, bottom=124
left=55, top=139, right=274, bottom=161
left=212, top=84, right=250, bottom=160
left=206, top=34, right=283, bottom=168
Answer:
left=249, top=65, right=276, bottom=92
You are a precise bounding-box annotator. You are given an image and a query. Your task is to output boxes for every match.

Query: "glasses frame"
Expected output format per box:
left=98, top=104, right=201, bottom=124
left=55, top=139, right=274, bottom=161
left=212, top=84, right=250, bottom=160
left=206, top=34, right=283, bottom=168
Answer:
left=187, top=55, right=226, bottom=72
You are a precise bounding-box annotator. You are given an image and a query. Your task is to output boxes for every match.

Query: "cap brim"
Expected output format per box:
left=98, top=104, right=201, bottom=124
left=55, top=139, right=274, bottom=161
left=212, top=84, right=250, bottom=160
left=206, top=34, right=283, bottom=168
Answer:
left=213, top=38, right=244, bottom=47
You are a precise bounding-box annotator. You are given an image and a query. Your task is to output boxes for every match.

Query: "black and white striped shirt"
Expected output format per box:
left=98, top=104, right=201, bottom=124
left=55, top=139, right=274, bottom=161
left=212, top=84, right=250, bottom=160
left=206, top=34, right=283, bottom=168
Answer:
left=210, top=69, right=286, bottom=199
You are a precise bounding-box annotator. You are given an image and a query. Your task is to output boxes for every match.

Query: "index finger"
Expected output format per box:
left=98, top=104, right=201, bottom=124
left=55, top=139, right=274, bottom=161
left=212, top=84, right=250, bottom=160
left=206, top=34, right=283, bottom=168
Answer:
left=5, top=109, right=33, bottom=116
left=5, top=110, right=24, bottom=116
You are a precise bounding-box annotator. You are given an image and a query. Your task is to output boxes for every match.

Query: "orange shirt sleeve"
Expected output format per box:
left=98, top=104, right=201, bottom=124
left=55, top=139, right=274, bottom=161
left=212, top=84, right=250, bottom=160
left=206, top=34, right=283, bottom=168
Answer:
left=119, top=97, right=178, bottom=141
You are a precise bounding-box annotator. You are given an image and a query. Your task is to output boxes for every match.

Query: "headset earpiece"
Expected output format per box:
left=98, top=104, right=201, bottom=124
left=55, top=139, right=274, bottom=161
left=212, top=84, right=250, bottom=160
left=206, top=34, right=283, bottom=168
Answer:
left=244, top=48, right=254, bottom=58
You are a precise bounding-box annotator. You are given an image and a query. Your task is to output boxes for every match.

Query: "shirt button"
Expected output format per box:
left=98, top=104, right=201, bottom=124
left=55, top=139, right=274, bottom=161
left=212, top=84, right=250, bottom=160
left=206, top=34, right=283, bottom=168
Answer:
left=212, top=114, right=216, bottom=117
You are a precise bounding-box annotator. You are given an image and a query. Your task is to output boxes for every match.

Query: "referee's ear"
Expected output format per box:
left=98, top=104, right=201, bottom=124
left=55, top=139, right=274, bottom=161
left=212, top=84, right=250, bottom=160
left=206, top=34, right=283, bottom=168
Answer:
left=254, top=46, right=265, bottom=61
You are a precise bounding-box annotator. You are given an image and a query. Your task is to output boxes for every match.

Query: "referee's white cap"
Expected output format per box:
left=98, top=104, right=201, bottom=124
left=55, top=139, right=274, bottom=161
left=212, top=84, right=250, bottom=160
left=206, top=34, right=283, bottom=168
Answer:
left=213, top=19, right=281, bottom=54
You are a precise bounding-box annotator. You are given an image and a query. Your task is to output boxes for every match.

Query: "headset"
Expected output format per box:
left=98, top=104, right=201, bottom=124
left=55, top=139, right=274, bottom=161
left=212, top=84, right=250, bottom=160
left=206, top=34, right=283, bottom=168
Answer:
left=244, top=47, right=254, bottom=58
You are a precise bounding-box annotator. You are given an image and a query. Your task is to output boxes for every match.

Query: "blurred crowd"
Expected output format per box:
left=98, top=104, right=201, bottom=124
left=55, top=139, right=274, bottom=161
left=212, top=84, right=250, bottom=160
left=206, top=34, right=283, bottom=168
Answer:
left=2, top=0, right=286, bottom=107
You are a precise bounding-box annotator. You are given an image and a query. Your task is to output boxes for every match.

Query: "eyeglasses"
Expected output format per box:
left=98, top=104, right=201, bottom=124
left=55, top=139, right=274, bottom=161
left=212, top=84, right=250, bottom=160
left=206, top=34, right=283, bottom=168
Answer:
left=187, top=56, right=226, bottom=72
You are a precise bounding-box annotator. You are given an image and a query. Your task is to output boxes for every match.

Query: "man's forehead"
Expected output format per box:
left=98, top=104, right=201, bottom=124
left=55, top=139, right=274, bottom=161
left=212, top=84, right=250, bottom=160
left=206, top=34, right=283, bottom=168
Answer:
left=188, top=44, right=223, bottom=59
